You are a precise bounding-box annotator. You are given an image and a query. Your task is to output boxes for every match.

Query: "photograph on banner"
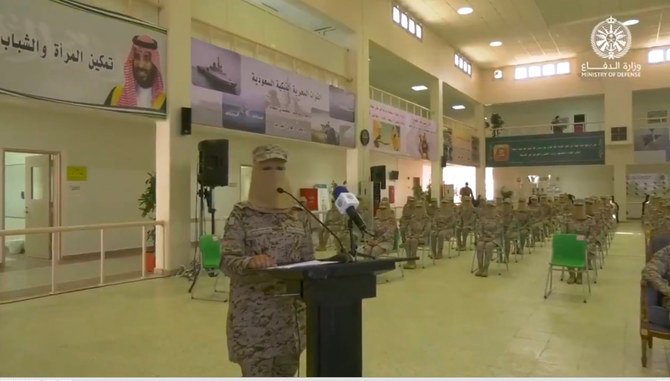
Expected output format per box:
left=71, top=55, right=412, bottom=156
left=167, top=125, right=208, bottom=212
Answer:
left=191, top=38, right=356, bottom=148
left=485, top=131, right=605, bottom=167
left=627, top=173, right=669, bottom=198
left=0, top=0, right=167, bottom=115
left=369, top=100, right=437, bottom=161
left=633, top=126, right=670, bottom=163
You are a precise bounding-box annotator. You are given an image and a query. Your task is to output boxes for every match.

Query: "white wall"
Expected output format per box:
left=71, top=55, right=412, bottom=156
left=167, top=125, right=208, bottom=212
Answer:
left=486, top=95, right=604, bottom=129
left=492, top=165, right=613, bottom=200
left=3, top=153, right=36, bottom=241
left=0, top=98, right=155, bottom=256
left=190, top=125, right=348, bottom=237
left=369, top=151, right=426, bottom=207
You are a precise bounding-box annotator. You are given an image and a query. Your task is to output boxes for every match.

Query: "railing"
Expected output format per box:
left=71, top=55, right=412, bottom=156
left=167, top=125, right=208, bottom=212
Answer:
left=443, top=115, right=479, bottom=134
left=0, top=220, right=164, bottom=302
left=485, top=121, right=605, bottom=138
left=369, top=86, right=432, bottom=119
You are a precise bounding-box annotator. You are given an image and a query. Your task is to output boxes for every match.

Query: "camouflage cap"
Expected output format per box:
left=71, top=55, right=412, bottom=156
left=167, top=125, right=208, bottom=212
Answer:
left=252, top=144, right=288, bottom=163
left=574, top=199, right=585, bottom=206
left=585, top=198, right=594, bottom=205
left=503, top=198, right=513, bottom=204
left=379, top=199, right=390, bottom=208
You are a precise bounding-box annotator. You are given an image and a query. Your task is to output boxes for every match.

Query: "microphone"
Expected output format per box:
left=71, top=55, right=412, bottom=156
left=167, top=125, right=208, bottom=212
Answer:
left=335, top=192, right=369, bottom=234
left=276, top=187, right=353, bottom=263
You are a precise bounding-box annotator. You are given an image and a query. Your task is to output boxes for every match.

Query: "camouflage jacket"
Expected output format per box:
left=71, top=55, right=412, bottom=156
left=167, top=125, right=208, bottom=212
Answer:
left=642, top=245, right=670, bottom=310
left=458, top=207, right=477, bottom=229
left=478, top=215, right=502, bottom=243
left=370, top=215, right=396, bottom=250
left=220, top=203, right=314, bottom=362
left=564, top=217, right=597, bottom=253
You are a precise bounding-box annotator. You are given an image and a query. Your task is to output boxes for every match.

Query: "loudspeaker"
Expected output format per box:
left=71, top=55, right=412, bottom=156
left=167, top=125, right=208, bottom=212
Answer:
left=181, top=107, right=192, bottom=135
left=370, top=165, right=386, bottom=190
left=198, top=139, right=229, bottom=187
left=389, top=170, right=399, bottom=180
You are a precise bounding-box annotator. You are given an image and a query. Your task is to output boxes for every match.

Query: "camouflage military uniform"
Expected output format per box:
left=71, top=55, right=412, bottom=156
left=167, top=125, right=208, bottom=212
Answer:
left=431, top=202, right=457, bottom=258
left=399, top=198, right=415, bottom=243
left=564, top=216, right=597, bottom=284
left=475, top=206, right=502, bottom=277
left=317, top=206, right=344, bottom=251
left=514, top=208, right=532, bottom=253
left=220, top=203, right=314, bottom=376
left=404, top=203, right=430, bottom=269
left=361, top=210, right=396, bottom=258
left=457, top=206, right=476, bottom=250
left=501, top=206, right=519, bottom=258
left=642, top=245, right=670, bottom=319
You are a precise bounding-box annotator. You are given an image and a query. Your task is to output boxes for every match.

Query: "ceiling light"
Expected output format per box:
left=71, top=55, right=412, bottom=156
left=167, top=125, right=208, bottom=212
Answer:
left=493, top=69, right=503, bottom=79
left=489, top=41, right=503, bottom=47
left=622, top=19, right=639, bottom=26
left=452, top=104, right=466, bottom=110
left=457, top=6, right=473, bottom=15
left=411, top=85, right=428, bottom=91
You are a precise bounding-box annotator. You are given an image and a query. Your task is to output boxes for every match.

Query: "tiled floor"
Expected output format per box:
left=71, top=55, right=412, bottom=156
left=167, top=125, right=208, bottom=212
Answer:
left=1, top=222, right=669, bottom=376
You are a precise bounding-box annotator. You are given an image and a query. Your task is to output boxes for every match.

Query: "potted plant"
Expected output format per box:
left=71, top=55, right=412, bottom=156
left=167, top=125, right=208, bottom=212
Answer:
left=490, top=113, right=504, bottom=137
left=138, top=172, right=156, bottom=273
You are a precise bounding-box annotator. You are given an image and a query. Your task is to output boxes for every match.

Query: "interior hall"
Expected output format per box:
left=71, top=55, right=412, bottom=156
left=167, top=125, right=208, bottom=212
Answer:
left=2, top=0, right=670, bottom=377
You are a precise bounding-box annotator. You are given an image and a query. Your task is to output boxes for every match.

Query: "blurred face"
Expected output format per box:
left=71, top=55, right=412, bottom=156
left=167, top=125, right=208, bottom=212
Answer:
left=133, top=49, right=156, bottom=88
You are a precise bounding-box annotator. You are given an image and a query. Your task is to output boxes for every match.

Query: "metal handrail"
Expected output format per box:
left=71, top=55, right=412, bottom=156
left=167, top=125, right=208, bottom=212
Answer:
left=493, top=120, right=604, bottom=131
left=442, top=115, right=479, bottom=133
left=0, top=220, right=165, bottom=303
left=369, top=86, right=432, bottom=119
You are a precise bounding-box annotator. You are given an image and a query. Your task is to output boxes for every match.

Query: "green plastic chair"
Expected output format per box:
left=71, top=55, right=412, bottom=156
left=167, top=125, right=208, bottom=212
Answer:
left=544, top=234, right=591, bottom=303
left=189, top=234, right=226, bottom=301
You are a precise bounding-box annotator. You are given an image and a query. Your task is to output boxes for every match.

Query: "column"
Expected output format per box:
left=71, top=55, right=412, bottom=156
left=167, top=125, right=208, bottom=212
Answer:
left=473, top=103, right=486, bottom=199
left=430, top=78, right=443, bottom=201
left=346, top=4, right=370, bottom=199
left=603, top=81, right=633, bottom=222
left=155, top=0, right=192, bottom=271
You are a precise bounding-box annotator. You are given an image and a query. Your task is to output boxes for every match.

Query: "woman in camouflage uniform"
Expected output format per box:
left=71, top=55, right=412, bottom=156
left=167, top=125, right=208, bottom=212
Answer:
left=220, top=145, right=314, bottom=377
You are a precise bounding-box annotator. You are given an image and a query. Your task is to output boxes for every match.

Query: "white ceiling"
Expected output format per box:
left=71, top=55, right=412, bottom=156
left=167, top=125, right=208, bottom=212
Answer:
left=399, top=0, right=670, bottom=68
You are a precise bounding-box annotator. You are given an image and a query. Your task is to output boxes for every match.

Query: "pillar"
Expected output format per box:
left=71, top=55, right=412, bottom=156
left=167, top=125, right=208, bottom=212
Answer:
left=473, top=102, right=486, bottom=199
left=430, top=78, right=443, bottom=201
left=603, top=81, right=633, bottom=222
left=155, top=0, right=192, bottom=271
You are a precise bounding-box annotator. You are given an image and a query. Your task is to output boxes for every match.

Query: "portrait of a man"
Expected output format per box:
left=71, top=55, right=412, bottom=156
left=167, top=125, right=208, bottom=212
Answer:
left=104, top=35, right=166, bottom=111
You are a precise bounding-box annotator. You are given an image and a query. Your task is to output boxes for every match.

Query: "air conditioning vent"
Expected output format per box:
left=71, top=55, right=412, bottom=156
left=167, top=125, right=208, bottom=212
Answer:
left=610, top=126, right=628, bottom=142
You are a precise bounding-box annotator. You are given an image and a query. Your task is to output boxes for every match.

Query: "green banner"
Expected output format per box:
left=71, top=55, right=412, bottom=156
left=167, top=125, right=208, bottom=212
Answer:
left=485, top=131, right=605, bottom=167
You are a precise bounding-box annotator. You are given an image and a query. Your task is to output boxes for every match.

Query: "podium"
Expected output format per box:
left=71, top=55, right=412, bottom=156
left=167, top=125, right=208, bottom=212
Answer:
left=262, top=259, right=397, bottom=377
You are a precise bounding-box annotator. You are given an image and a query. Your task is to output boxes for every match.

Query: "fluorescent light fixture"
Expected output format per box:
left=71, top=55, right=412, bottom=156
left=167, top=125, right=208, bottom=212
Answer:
left=459, top=57, right=464, bottom=69
left=467, top=64, right=472, bottom=75
left=666, top=48, right=670, bottom=61
left=409, top=19, right=416, bottom=33
left=556, top=61, right=570, bottom=74
left=454, top=54, right=459, bottom=65
left=411, top=85, right=428, bottom=91
left=528, top=65, right=541, bottom=78
left=401, top=13, right=408, bottom=28
left=514, top=67, right=527, bottom=79
left=392, top=6, right=401, bottom=23
left=489, top=40, right=503, bottom=47
left=649, top=49, right=664, bottom=63
left=493, top=69, right=503, bottom=79
left=622, top=19, right=639, bottom=26
left=416, top=24, right=423, bottom=39
left=542, top=63, right=556, bottom=76
left=452, top=104, right=466, bottom=110
left=457, top=6, right=473, bottom=15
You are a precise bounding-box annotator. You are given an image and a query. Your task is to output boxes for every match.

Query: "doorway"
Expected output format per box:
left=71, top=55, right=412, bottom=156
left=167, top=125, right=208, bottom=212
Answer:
left=2, top=150, right=60, bottom=268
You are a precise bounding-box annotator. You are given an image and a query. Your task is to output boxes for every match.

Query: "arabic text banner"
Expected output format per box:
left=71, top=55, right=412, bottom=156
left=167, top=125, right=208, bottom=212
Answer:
left=634, top=126, right=670, bottom=164
left=369, top=100, right=438, bottom=161
left=0, top=0, right=167, bottom=116
left=191, top=38, right=356, bottom=148
left=485, top=132, right=605, bottom=167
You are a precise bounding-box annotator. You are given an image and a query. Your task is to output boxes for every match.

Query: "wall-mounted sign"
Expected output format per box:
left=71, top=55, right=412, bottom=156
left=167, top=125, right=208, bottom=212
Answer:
left=360, top=129, right=370, bottom=146
left=0, top=0, right=167, bottom=116
left=67, top=166, right=87, bottom=181
left=191, top=38, right=356, bottom=148
left=485, top=132, right=605, bottom=167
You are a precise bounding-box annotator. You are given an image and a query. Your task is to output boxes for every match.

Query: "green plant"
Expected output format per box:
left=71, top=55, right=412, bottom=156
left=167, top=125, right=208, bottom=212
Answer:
left=138, top=172, right=156, bottom=246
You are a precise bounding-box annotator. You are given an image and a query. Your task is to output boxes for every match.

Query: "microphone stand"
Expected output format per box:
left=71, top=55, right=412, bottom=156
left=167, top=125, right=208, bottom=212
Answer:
left=277, top=188, right=354, bottom=263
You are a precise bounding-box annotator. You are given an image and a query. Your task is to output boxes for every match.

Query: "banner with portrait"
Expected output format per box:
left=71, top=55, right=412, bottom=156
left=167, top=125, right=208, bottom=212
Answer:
left=0, top=0, right=167, bottom=116
left=191, top=38, right=356, bottom=148
left=634, top=126, right=670, bottom=163
left=369, top=100, right=438, bottom=161
left=443, top=127, right=479, bottom=167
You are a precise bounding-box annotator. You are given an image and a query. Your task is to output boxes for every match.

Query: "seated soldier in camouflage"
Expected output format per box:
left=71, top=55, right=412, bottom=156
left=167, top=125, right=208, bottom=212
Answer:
left=642, top=243, right=670, bottom=321
left=360, top=198, right=397, bottom=258
left=457, top=196, right=477, bottom=251
left=528, top=196, right=543, bottom=247
left=515, top=199, right=532, bottom=254
left=475, top=202, right=502, bottom=277
left=399, top=196, right=415, bottom=243
left=220, top=145, right=313, bottom=377
left=431, top=198, right=457, bottom=259
left=500, top=198, right=518, bottom=260
left=404, top=201, right=431, bottom=269
left=317, top=201, right=345, bottom=251
left=564, top=199, right=597, bottom=284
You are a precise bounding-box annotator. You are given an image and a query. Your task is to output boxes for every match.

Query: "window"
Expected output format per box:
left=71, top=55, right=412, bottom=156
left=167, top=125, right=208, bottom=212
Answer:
left=611, top=126, right=628, bottom=142
left=392, top=4, right=423, bottom=40
left=454, top=53, right=472, bottom=76
left=649, top=48, right=665, bottom=63
left=514, top=67, right=527, bottom=79
left=515, top=60, right=570, bottom=79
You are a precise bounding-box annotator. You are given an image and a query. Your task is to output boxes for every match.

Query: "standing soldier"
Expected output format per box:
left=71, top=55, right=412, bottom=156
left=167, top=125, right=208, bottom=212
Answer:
left=220, top=145, right=313, bottom=377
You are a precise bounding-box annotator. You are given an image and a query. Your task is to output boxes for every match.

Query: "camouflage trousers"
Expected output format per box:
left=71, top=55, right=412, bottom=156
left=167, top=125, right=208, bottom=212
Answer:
left=239, top=355, right=299, bottom=377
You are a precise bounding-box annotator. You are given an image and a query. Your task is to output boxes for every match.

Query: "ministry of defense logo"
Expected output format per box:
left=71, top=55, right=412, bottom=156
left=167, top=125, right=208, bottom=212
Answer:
left=590, top=16, right=632, bottom=60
